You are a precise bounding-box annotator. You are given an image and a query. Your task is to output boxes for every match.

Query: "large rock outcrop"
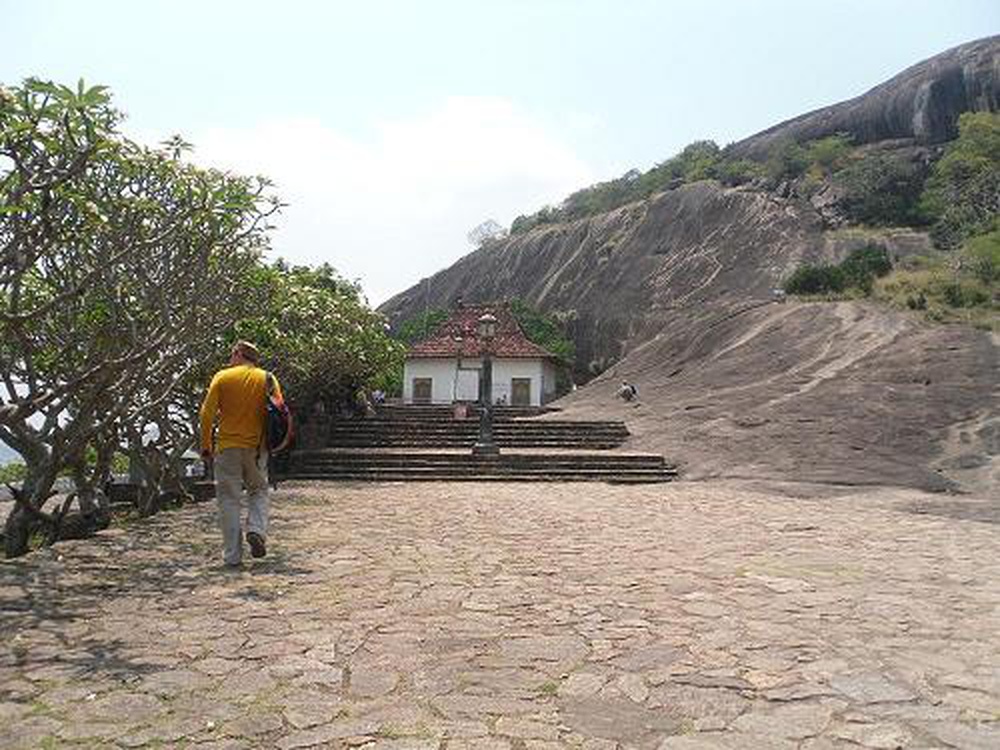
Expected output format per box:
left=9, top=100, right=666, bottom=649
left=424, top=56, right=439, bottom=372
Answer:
left=379, top=39, right=1000, bottom=492
left=729, top=36, right=999, bottom=159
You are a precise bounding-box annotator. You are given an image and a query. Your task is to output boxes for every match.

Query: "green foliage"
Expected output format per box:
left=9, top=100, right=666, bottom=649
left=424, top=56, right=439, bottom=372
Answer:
left=0, top=78, right=404, bottom=552
left=231, top=260, right=405, bottom=410
left=784, top=245, right=892, bottom=296
left=509, top=299, right=575, bottom=364
left=874, top=256, right=998, bottom=329
left=805, top=135, right=853, bottom=173
left=840, top=245, right=893, bottom=292
left=920, top=112, right=1000, bottom=249
left=783, top=264, right=848, bottom=295
left=507, top=134, right=856, bottom=235
left=833, top=151, right=928, bottom=226
left=0, top=461, right=27, bottom=483
left=962, top=228, right=1000, bottom=284
left=510, top=141, right=728, bottom=234
left=394, top=308, right=450, bottom=345
left=715, top=158, right=765, bottom=187
left=765, top=139, right=810, bottom=183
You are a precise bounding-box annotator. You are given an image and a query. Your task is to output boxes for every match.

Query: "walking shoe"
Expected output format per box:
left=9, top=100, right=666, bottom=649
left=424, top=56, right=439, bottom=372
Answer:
left=246, top=531, right=267, bottom=559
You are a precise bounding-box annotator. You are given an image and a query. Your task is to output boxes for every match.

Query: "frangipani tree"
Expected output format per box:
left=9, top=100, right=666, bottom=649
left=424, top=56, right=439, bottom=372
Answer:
left=233, top=262, right=405, bottom=415
left=0, top=78, right=279, bottom=555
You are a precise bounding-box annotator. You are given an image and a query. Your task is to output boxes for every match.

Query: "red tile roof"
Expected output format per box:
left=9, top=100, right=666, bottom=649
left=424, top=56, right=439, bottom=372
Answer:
left=407, top=304, right=559, bottom=360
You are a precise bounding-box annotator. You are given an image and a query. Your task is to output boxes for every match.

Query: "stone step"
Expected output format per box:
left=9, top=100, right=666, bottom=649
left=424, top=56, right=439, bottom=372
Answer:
left=327, top=427, right=628, bottom=438
left=325, top=439, right=624, bottom=449
left=374, top=405, right=555, bottom=419
left=286, top=450, right=676, bottom=483
left=295, top=450, right=664, bottom=467
left=338, top=417, right=625, bottom=426
left=288, top=470, right=675, bottom=484
left=296, top=460, right=666, bottom=473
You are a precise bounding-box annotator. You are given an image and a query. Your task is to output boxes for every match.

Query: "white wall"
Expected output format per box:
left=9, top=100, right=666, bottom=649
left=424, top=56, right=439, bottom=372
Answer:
left=403, top=357, right=551, bottom=406
left=542, top=360, right=558, bottom=403
left=403, top=359, right=458, bottom=404
left=493, top=359, right=545, bottom=406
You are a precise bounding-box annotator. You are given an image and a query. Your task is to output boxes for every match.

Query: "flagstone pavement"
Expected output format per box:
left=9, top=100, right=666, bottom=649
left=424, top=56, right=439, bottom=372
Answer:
left=1, top=480, right=999, bottom=749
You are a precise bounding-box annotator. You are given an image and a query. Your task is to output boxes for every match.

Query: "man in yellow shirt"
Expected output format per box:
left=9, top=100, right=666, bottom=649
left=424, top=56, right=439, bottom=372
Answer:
left=200, top=341, right=283, bottom=566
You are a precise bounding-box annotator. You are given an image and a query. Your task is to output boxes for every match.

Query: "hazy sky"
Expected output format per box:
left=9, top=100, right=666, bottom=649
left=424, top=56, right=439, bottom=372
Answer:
left=1, top=1, right=996, bottom=305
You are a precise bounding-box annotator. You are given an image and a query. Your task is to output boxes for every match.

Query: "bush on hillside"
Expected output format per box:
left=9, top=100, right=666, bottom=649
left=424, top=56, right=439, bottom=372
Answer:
left=715, top=158, right=765, bottom=186
left=833, top=151, right=929, bottom=226
left=962, top=229, right=1000, bottom=284
left=784, top=245, right=892, bottom=296
left=840, top=245, right=893, bottom=291
left=784, top=264, right=848, bottom=295
left=394, top=308, right=450, bottom=345
left=509, top=299, right=575, bottom=364
left=874, top=259, right=997, bottom=329
left=920, top=112, right=1000, bottom=249
left=765, top=139, right=810, bottom=184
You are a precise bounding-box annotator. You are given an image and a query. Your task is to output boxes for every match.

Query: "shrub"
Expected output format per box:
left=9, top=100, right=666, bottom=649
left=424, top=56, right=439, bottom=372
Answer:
left=765, top=139, right=810, bottom=184
left=943, top=281, right=989, bottom=308
left=0, top=462, right=27, bottom=484
left=509, top=299, right=575, bottom=365
left=962, top=228, right=1000, bottom=284
left=394, top=308, right=449, bottom=345
left=715, top=158, right=765, bottom=186
left=805, top=135, right=853, bottom=173
left=841, top=245, right=893, bottom=288
left=920, top=112, right=1000, bottom=248
left=833, top=152, right=928, bottom=226
left=784, top=245, right=892, bottom=296
left=784, top=264, right=847, bottom=295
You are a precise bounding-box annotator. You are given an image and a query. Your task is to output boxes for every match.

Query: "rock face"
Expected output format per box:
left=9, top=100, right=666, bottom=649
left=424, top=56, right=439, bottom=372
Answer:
left=379, top=40, right=1000, bottom=492
left=729, top=36, right=999, bottom=159
left=383, top=183, right=830, bottom=377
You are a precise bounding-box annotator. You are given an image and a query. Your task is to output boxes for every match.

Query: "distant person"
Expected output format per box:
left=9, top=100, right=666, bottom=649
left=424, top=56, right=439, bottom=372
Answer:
left=355, top=387, right=375, bottom=416
left=617, top=380, right=637, bottom=402
left=199, top=341, right=283, bottom=567
left=371, top=388, right=386, bottom=407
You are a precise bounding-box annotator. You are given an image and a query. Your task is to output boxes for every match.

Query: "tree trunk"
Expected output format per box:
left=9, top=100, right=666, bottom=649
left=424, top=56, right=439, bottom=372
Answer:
left=4, top=466, right=57, bottom=558
left=3, top=506, right=32, bottom=558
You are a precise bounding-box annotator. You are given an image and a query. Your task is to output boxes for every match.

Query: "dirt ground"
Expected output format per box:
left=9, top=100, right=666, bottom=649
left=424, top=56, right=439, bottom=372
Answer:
left=2, top=479, right=998, bottom=749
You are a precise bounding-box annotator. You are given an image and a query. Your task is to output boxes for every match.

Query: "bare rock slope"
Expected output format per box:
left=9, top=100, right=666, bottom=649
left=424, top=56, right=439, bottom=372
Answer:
left=381, top=40, right=1000, bottom=493
left=730, top=35, right=999, bottom=158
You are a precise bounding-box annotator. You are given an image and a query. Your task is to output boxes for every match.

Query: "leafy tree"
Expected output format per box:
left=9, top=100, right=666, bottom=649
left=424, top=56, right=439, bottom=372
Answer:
left=232, top=261, right=405, bottom=414
left=920, top=112, right=1000, bottom=248
left=833, top=151, right=928, bottom=226
left=839, top=245, right=893, bottom=292
left=961, top=228, right=1000, bottom=284
left=509, top=299, right=575, bottom=364
left=765, top=139, right=810, bottom=184
left=784, top=245, right=892, bottom=296
left=783, top=264, right=848, bottom=295
left=805, top=135, right=853, bottom=173
left=0, top=78, right=277, bottom=556
left=714, top=158, right=765, bottom=186
left=394, top=308, right=450, bottom=345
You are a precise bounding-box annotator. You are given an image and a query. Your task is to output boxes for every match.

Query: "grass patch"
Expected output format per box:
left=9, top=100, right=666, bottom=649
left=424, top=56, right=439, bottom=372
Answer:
left=873, top=259, right=999, bottom=330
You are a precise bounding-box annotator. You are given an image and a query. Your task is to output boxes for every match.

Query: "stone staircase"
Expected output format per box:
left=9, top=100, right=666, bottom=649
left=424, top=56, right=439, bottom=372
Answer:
left=327, top=405, right=629, bottom=450
left=283, top=404, right=677, bottom=483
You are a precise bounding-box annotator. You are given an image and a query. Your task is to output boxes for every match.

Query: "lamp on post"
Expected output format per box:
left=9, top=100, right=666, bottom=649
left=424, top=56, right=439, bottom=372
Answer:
left=472, top=312, right=500, bottom=458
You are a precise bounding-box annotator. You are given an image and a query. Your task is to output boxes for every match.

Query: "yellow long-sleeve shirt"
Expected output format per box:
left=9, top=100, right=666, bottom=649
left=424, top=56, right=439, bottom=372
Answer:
left=199, top=364, right=283, bottom=453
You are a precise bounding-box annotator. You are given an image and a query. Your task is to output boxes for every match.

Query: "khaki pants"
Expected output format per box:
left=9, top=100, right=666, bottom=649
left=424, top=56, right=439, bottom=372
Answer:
left=214, top=447, right=269, bottom=565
